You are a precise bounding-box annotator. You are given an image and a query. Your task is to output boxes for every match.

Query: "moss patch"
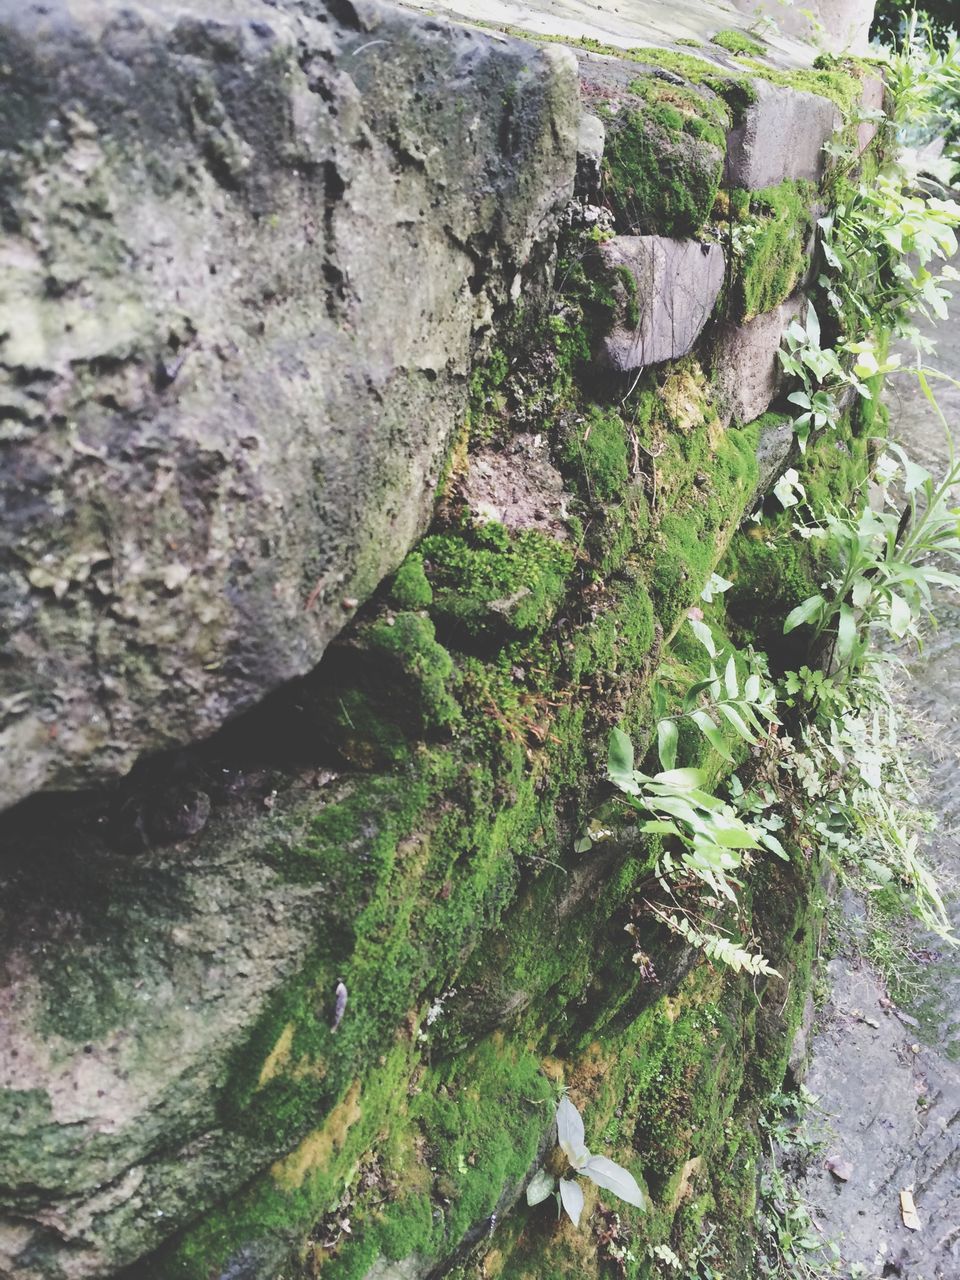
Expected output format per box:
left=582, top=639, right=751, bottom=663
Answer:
left=729, top=181, right=815, bottom=321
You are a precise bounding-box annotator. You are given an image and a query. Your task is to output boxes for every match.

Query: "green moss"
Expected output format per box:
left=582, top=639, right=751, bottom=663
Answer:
left=711, top=28, right=766, bottom=57
left=601, top=84, right=725, bottom=238
left=468, top=347, right=511, bottom=445
left=558, top=404, right=630, bottom=504
left=391, top=552, right=433, bottom=610
left=625, top=47, right=758, bottom=124
left=420, top=521, right=575, bottom=641
left=729, top=181, right=814, bottom=321
left=737, top=58, right=863, bottom=118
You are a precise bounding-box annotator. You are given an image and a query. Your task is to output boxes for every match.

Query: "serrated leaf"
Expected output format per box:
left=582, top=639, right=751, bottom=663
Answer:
left=558, top=1177, right=585, bottom=1227
left=526, top=1168, right=557, bottom=1206
left=580, top=1155, right=645, bottom=1210
left=657, top=719, right=678, bottom=773
left=556, top=1096, right=589, bottom=1168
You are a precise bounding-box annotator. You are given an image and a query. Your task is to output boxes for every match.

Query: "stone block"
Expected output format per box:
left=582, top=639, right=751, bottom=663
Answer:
left=858, top=74, right=885, bottom=154
left=0, top=0, right=579, bottom=811
left=726, top=79, right=842, bottom=189
left=712, top=294, right=806, bottom=427
left=599, top=236, right=725, bottom=371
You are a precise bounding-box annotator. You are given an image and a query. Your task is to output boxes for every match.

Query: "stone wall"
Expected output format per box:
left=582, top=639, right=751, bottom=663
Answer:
left=0, top=2, right=882, bottom=1278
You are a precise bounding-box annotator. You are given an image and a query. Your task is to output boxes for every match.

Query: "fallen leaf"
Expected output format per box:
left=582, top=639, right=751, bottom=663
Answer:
left=825, top=1155, right=853, bottom=1182
left=900, top=1187, right=921, bottom=1231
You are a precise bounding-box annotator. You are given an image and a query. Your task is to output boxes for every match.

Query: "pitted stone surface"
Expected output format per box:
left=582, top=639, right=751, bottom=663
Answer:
left=0, top=0, right=579, bottom=811
left=599, top=236, right=725, bottom=371
left=726, top=80, right=842, bottom=189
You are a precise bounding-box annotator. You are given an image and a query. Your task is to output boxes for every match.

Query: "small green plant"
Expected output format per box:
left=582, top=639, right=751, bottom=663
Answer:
left=653, top=618, right=780, bottom=768
left=526, top=1095, right=644, bottom=1226
left=783, top=429, right=960, bottom=679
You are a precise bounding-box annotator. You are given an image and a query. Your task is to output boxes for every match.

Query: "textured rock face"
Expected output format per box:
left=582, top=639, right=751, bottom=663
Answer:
left=0, top=0, right=579, bottom=812
left=726, top=80, right=842, bottom=189
left=712, top=295, right=806, bottom=427
left=730, top=0, right=876, bottom=55
left=0, top=783, right=330, bottom=1279
left=599, top=236, right=725, bottom=371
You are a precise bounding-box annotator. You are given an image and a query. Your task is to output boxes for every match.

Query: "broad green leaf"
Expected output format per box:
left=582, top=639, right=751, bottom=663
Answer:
left=581, top=1155, right=645, bottom=1210
left=556, top=1096, right=589, bottom=1168
left=526, top=1168, right=557, bottom=1207
left=657, top=719, right=679, bottom=772
left=690, top=710, right=734, bottom=763
left=717, top=702, right=757, bottom=744
left=607, top=728, right=635, bottom=791
left=888, top=591, right=911, bottom=637
left=837, top=604, right=857, bottom=660
left=689, top=617, right=717, bottom=657
left=784, top=594, right=825, bottom=634
left=558, top=1178, right=584, bottom=1227
left=653, top=767, right=707, bottom=790
left=760, top=830, right=789, bottom=860
left=640, top=819, right=682, bottom=837
left=743, top=673, right=761, bottom=701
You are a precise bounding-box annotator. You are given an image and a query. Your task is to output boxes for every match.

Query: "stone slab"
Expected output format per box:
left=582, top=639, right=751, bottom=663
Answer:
left=726, top=78, right=843, bottom=189
left=0, top=0, right=579, bottom=811
left=400, top=0, right=821, bottom=69
left=599, top=235, right=725, bottom=371
left=729, top=0, right=876, bottom=55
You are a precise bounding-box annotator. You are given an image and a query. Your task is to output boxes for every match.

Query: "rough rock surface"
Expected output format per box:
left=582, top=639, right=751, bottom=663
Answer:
left=726, top=80, right=842, bottom=189
left=0, top=778, right=332, bottom=1278
left=0, top=0, right=579, bottom=811
left=712, top=294, right=806, bottom=427
left=730, top=0, right=875, bottom=55
left=599, top=236, right=725, bottom=371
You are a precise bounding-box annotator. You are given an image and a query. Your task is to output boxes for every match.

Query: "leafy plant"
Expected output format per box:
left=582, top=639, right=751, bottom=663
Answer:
left=783, top=429, right=960, bottom=681
left=652, top=618, right=780, bottom=771
left=526, top=1095, right=644, bottom=1226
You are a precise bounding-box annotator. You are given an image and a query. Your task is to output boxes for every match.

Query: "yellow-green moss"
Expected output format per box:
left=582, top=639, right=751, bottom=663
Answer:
left=711, top=28, right=766, bottom=57
left=420, top=522, right=575, bottom=641
left=729, top=181, right=815, bottom=321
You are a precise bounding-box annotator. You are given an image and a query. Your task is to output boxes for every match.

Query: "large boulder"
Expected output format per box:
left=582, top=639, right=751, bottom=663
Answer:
left=0, top=0, right=579, bottom=811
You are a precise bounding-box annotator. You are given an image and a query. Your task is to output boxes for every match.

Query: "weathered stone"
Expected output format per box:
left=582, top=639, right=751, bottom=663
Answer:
left=0, top=779, right=332, bottom=1278
left=755, top=417, right=797, bottom=497
left=576, top=112, right=606, bottom=201
left=460, top=434, right=571, bottom=538
left=599, top=236, right=725, bottom=371
left=411, top=0, right=823, bottom=69
left=712, top=294, right=806, bottom=427
left=730, top=0, right=876, bottom=55
left=0, top=0, right=579, bottom=812
left=726, top=80, right=842, bottom=189
left=858, top=73, right=886, bottom=154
